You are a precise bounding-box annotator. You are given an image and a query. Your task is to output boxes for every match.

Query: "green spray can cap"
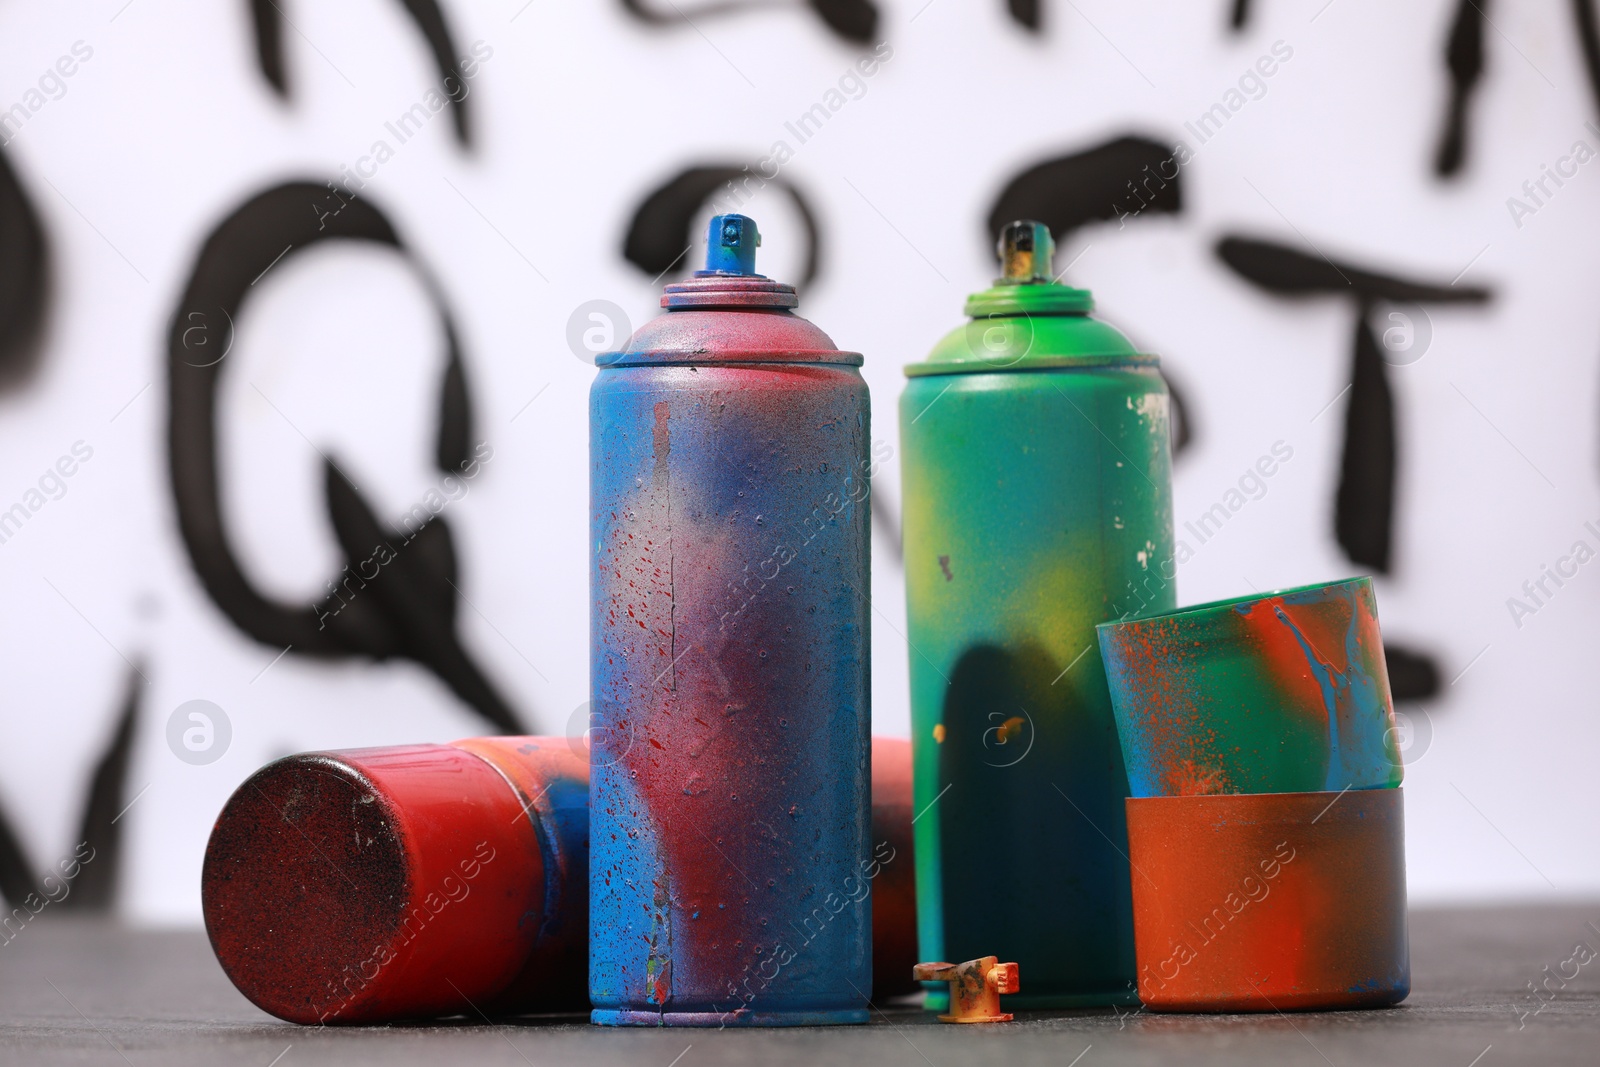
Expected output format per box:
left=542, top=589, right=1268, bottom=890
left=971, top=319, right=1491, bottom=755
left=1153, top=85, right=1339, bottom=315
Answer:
left=908, top=219, right=1153, bottom=377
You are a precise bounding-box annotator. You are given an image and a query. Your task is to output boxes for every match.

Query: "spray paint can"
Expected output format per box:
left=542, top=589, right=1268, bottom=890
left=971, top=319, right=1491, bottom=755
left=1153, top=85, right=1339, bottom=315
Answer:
left=899, top=221, right=1175, bottom=1008
left=202, top=735, right=914, bottom=1023
left=203, top=737, right=589, bottom=1024
left=590, top=214, right=872, bottom=1026
left=869, top=737, right=919, bottom=1000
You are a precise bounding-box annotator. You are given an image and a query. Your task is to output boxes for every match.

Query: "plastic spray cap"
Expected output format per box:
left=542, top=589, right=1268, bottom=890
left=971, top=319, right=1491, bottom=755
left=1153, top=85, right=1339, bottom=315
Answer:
left=998, top=220, right=1055, bottom=285
left=702, top=214, right=762, bottom=276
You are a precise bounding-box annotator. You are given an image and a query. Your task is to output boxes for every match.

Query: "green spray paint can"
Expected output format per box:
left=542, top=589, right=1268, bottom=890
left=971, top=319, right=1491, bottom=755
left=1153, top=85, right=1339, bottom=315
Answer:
left=900, top=221, right=1175, bottom=1009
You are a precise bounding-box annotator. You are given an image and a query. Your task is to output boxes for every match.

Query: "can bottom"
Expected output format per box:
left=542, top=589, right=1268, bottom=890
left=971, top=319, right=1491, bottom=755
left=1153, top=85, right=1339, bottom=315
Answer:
left=592, top=1008, right=869, bottom=1028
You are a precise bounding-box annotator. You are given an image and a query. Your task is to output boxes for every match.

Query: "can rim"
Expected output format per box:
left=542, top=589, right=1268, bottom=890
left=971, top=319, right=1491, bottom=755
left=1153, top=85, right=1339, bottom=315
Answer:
left=598, top=350, right=864, bottom=368
left=1096, top=575, right=1373, bottom=630
left=1125, top=784, right=1403, bottom=806
left=906, top=353, right=1159, bottom=377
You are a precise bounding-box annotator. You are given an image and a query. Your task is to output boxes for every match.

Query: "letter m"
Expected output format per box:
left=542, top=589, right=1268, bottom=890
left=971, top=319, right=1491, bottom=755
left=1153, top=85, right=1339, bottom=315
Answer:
left=1196, top=103, right=1230, bottom=137
left=795, top=103, right=830, bottom=138
left=398, top=909, right=429, bottom=943
left=0, top=909, right=28, bottom=939
left=0, top=503, right=28, bottom=539
left=800, top=909, right=829, bottom=940
left=0, top=104, right=29, bottom=141
left=396, top=103, right=429, bottom=137
left=399, top=503, right=432, bottom=540
left=1194, top=502, right=1230, bottom=539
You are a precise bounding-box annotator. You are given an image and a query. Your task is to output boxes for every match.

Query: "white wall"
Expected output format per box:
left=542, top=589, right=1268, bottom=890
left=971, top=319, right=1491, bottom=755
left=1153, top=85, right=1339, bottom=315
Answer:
left=0, top=0, right=1591, bottom=923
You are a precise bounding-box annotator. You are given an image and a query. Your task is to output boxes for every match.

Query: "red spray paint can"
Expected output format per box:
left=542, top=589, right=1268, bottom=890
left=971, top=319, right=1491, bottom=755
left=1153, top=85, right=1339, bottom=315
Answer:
left=202, top=735, right=915, bottom=1023
left=202, top=737, right=588, bottom=1024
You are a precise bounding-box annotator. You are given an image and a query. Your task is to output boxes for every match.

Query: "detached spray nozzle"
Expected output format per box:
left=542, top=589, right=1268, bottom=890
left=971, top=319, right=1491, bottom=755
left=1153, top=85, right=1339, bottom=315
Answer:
left=912, top=956, right=1020, bottom=1023
left=998, top=220, right=1055, bottom=285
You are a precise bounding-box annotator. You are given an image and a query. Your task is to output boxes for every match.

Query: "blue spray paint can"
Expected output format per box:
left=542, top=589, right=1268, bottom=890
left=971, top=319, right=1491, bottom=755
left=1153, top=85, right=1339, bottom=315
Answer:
left=589, top=214, right=873, bottom=1026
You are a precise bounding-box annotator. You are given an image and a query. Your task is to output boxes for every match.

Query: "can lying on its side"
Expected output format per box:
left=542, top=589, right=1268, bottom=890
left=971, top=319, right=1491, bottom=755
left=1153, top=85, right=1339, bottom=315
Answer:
left=202, top=735, right=917, bottom=1024
left=203, top=736, right=588, bottom=1024
left=871, top=737, right=918, bottom=1000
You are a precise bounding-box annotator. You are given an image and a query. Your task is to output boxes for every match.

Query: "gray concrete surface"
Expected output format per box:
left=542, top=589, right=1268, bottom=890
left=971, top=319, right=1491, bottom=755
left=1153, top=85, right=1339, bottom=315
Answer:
left=0, top=905, right=1597, bottom=1065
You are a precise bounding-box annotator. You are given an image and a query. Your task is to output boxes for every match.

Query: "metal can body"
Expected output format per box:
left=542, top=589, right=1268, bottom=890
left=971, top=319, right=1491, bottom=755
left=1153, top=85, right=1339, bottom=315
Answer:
left=1126, top=788, right=1409, bottom=1011
left=202, top=737, right=589, bottom=1023
left=902, top=364, right=1173, bottom=1008
left=900, top=231, right=1174, bottom=1009
left=1099, top=577, right=1402, bottom=799
left=589, top=217, right=871, bottom=1027
left=869, top=737, right=919, bottom=1000
left=203, top=733, right=913, bottom=1024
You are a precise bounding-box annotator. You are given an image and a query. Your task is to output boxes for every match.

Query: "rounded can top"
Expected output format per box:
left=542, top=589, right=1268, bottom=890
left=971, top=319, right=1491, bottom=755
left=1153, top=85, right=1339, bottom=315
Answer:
left=599, top=213, right=862, bottom=368
left=907, top=218, right=1154, bottom=377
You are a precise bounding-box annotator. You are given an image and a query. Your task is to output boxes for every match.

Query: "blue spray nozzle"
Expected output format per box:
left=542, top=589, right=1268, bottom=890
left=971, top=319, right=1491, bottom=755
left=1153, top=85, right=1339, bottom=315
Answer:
left=702, top=214, right=761, bottom=276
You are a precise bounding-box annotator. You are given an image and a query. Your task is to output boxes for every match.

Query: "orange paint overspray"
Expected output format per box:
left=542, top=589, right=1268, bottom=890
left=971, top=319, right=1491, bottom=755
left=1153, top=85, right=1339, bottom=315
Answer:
left=1126, top=789, right=1408, bottom=1012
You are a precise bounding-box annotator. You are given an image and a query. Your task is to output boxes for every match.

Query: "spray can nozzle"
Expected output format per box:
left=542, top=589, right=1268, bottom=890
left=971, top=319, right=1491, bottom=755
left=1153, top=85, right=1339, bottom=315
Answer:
left=702, top=213, right=763, bottom=276
left=998, top=220, right=1055, bottom=285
